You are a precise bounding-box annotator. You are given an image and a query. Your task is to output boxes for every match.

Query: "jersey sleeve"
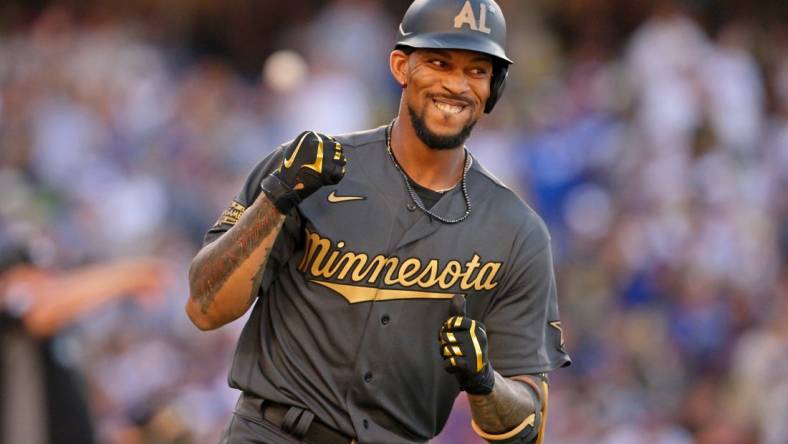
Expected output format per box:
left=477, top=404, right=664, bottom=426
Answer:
left=483, top=215, right=571, bottom=376
left=201, top=145, right=302, bottom=296
left=203, top=147, right=284, bottom=246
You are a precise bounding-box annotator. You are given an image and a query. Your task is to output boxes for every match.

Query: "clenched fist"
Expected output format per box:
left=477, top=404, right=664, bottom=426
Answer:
left=439, top=294, right=495, bottom=395
left=262, top=131, right=347, bottom=213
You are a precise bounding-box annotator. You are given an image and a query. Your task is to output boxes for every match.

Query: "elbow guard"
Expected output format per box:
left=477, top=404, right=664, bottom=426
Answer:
left=471, top=376, right=547, bottom=444
left=471, top=411, right=541, bottom=444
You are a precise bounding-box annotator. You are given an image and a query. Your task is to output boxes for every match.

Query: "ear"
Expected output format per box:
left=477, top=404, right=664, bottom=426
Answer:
left=389, top=49, right=410, bottom=88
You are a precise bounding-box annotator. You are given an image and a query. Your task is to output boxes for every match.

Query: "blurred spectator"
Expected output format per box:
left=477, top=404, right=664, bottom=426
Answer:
left=0, top=245, right=168, bottom=444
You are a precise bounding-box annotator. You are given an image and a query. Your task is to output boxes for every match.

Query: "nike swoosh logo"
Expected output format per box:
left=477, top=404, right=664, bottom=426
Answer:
left=399, top=23, right=413, bottom=36
left=284, top=131, right=324, bottom=170
left=327, top=191, right=365, bottom=203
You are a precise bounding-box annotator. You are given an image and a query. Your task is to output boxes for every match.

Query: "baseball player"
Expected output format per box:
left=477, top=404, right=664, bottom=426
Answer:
left=187, top=0, right=571, bottom=443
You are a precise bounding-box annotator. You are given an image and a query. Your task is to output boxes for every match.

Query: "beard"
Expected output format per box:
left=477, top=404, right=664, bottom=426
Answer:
left=408, top=104, right=477, bottom=150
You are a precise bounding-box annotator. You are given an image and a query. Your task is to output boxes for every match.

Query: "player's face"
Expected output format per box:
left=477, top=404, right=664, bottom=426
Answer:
left=402, top=49, right=493, bottom=149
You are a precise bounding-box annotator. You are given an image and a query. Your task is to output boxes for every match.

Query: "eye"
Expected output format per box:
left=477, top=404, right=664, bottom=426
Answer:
left=430, top=59, right=447, bottom=68
left=469, top=67, right=490, bottom=77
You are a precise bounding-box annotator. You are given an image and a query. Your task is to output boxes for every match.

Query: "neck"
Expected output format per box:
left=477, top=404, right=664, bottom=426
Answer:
left=389, top=109, right=466, bottom=192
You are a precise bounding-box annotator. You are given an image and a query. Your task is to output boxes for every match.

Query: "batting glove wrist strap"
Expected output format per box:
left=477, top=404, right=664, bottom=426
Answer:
left=439, top=315, right=495, bottom=395
left=263, top=130, right=347, bottom=214
left=462, top=363, right=495, bottom=395
left=261, top=174, right=301, bottom=214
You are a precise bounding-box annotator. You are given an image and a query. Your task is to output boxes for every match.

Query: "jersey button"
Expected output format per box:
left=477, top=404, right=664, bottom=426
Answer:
left=381, top=315, right=390, bottom=325
left=364, top=372, right=373, bottom=383
left=363, top=419, right=369, bottom=429
left=406, top=203, right=417, bottom=211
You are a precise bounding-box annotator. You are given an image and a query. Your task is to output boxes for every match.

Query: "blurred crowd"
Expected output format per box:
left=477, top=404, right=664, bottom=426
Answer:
left=1, top=0, right=787, bottom=443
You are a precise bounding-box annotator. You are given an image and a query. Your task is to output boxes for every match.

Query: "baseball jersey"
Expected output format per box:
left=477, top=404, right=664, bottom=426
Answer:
left=204, top=125, right=571, bottom=444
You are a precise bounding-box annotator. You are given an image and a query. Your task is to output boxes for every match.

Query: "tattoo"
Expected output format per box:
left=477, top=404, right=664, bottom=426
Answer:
left=468, top=372, right=536, bottom=434
left=190, top=197, right=283, bottom=313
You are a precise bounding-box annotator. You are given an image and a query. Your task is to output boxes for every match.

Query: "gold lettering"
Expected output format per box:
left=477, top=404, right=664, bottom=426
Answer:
left=357, top=255, right=386, bottom=282
left=300, top=230, right=332, bottom=273
left=476, top=262, right=502, bottom=290
left=355, top=256, right=400, bottom=285
left=215, top=201, right=247, bottom=227
left=438, top=260, right=464, bottom=289
left=335, top=252, right=368, bottom=280
left=461, top=254, right=482, bottom=289
left=453, top=0, right=477, bottom=31
left=298, top=229, right=502, bottom=294
left=398, top=258, right=422, bottom=286
left=313, top=249, right=342, bottom=278
left=382, top=257, right=401, bottom=286
left=415, top=259, right=440, bottom=288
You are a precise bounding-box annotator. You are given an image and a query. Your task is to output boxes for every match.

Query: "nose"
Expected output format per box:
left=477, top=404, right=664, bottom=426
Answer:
left=440, top=67, right=470, bottom=96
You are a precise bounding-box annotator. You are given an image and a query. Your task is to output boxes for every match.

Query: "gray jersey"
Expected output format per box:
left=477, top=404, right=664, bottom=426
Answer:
left=204, top=125, right=570, bottom=444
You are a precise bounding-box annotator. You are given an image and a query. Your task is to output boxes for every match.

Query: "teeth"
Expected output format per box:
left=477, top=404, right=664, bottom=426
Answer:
left=434, top=100, right=464, bottom=114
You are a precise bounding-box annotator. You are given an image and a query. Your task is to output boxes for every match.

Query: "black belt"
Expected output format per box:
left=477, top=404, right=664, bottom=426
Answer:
left=237, top=393, right=357, bottom=444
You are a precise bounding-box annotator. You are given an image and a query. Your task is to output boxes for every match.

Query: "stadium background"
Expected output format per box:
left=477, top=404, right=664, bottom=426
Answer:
left=1, top=0, right=787, bottom=442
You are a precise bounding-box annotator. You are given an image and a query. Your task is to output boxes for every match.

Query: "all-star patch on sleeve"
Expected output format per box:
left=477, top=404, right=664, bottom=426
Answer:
left=202, top=146, right=285, bottom=246
left=212, top=201, right=247, bottom=228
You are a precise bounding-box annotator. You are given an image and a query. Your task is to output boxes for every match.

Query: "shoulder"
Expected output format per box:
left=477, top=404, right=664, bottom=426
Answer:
left=469, top=157, right=551, bottom=249
left=331, top=125, right=387, bottom=149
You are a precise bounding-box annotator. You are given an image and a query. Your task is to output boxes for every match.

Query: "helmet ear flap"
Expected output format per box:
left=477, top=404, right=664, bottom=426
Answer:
left=484, top=63, right=508, bottom=114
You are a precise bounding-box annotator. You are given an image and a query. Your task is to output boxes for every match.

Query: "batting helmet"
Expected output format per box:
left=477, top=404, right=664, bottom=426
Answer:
left=395, top=0, right=513, bottom=113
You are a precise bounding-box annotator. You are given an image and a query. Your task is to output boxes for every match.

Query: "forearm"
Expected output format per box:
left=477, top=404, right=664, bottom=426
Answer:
left=468, top=372, right=536, bottom=434
left=15, top=259, right=166, bottom=337
left=187, top=194, right=285, bottom=330
left=24, top=264, right=139, bottom=337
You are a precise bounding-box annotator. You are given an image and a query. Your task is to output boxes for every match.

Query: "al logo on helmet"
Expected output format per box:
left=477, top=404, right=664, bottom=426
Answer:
left=454, top=0, right=493, bottom=34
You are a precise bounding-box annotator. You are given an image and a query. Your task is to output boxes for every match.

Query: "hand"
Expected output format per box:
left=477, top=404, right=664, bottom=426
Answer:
left=261, top=131, right=347, bottom=213
left=120, top=258, right=172, bottom=307
left=439, top=294, right=495, bottom=395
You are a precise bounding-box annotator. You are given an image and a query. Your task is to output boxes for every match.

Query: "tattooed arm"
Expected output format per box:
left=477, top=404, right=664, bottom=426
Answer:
left=186, top=194, right=285, bottom=330
left=468, top=373, right=544, bottom=440
left=187, top=131, right=346, bottom=330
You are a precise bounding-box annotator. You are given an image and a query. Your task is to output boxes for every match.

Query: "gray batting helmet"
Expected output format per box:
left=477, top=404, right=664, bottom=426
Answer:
left=395, top=0, right=513, bottom=113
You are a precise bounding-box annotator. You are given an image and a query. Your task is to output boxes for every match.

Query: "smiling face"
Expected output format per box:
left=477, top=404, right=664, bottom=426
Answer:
left=391, top=48, right=493, bottom=150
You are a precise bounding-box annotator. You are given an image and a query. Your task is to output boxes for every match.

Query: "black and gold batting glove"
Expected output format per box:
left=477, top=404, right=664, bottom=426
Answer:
left=261, top=131, right=346, bottom=214
left=439, top=295, right=495, bottom=395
